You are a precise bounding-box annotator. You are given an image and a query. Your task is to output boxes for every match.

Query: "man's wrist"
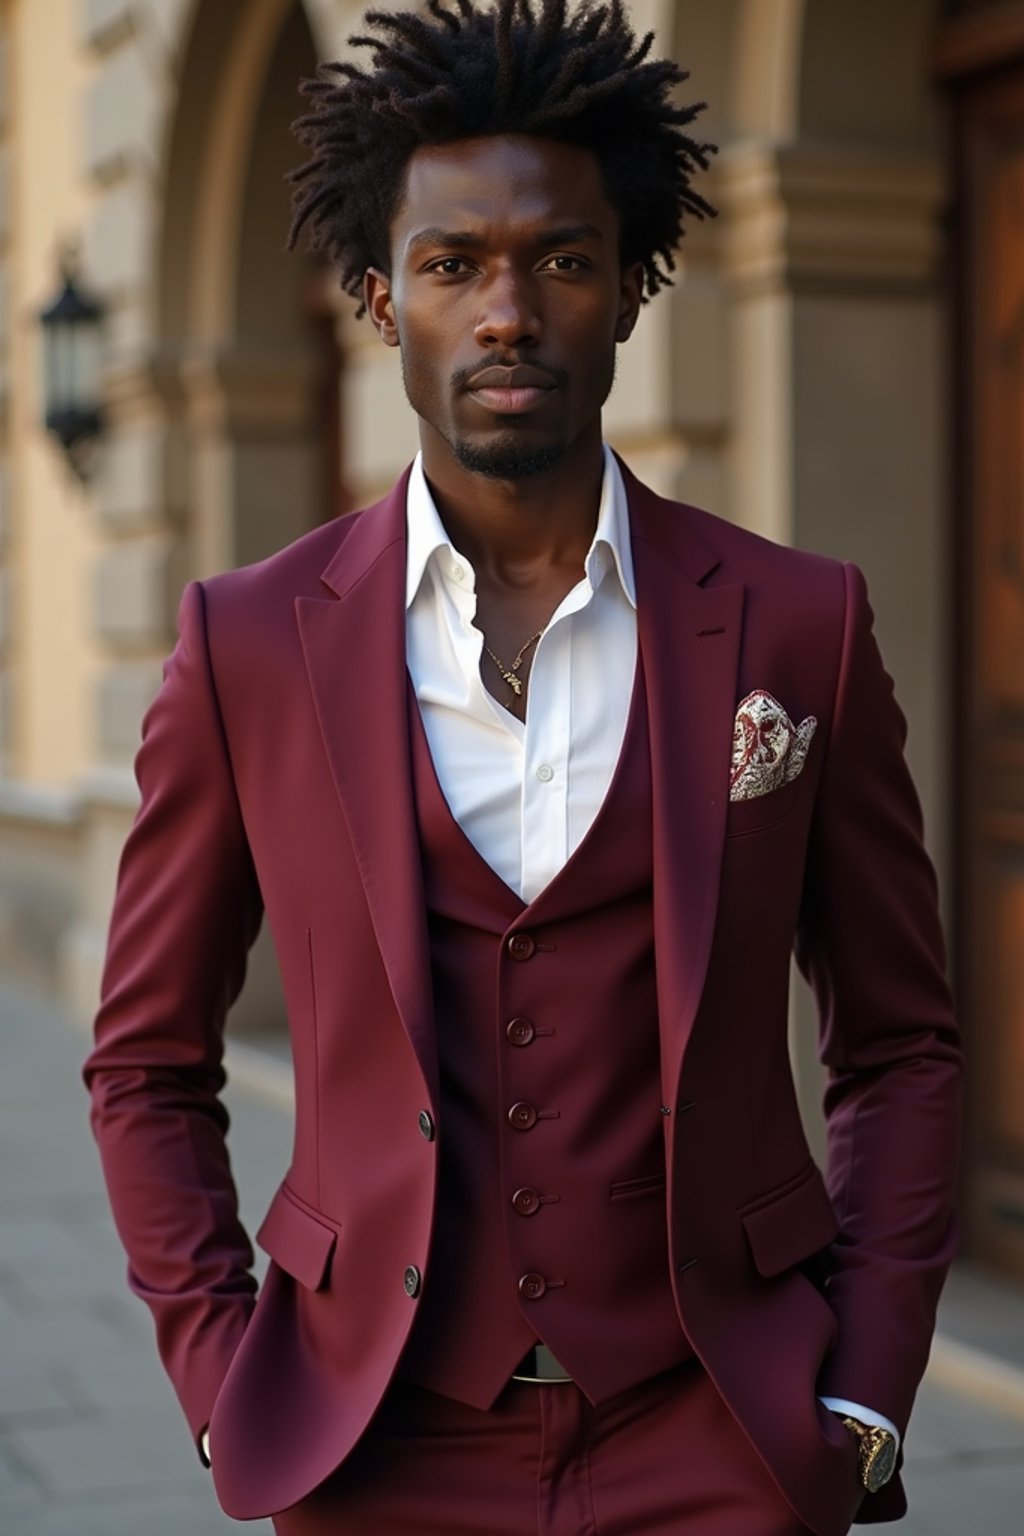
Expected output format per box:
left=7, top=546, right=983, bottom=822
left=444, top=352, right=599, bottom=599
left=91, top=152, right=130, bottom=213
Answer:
left=819, top=1396, right=901, bottom=1454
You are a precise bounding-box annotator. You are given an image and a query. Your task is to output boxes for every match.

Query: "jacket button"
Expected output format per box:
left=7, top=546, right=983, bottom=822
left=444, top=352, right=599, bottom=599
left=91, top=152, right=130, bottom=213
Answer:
left=403, top=1265, right=422, bottom=1298
left=508, top=1101, right=538, bottom=1131
left=506, top=1017, right=535, bottom=1046
left=507, top=933, right=536, bottom=961
left=512, top=1187, right=541, bottom=1216
left=518, top=1272, right=547, bottom=1300
left=418, top=1110, right=435, bottom=1141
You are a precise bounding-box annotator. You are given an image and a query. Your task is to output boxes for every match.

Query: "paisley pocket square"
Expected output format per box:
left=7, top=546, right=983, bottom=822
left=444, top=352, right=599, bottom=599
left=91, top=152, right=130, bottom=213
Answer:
left=730, top=690, right=817, bottom=803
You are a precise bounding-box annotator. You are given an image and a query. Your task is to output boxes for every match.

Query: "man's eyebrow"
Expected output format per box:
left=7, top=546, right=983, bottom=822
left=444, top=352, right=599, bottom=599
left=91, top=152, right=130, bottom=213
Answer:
left=406, top=228, right=481, bottom=253
left=533, top=222, right=604, bottom=246
left=405, top=222, right=606, bottom=253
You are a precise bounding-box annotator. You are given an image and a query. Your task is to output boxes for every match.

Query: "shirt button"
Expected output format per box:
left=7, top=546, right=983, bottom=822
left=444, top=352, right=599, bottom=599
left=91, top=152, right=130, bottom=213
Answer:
left=536, top=764, right=554, bottom=783
left=450, top=563, right=465, bottom=582
left=518, top=1272, right=547, bottom=1300
left=403, top=1265, right=422, bottom=1298
left=508, top=1101, right=538, bottom=1131
left=506, top=1017, right=535, bottom=1047
left=512, top=1188, right=541, bottom=1216
left=418, top=1110, right=435, bottom=1141
left=508, top=933, right=536, bottom=961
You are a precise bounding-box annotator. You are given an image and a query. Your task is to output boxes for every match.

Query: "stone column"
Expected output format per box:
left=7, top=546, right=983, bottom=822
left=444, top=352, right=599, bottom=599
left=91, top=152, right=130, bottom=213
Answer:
left=718, top=140, right=949, bottom=1146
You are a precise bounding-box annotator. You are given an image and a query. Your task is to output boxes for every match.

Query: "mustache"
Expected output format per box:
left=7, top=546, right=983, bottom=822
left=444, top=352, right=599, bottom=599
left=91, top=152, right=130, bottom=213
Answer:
left=453, top=359, right=569, bottom=392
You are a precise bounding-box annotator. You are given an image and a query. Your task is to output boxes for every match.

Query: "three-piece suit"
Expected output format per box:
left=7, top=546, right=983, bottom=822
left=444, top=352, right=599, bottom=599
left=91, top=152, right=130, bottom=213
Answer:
left=85, top=458, right=961, bottom=1535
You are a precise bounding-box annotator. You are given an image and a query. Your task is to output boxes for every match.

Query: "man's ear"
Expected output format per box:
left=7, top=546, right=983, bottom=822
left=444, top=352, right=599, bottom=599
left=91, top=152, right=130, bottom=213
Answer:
left=615, top=260, right=644, bottom=343
left=364, top=268, right=400, bottom=346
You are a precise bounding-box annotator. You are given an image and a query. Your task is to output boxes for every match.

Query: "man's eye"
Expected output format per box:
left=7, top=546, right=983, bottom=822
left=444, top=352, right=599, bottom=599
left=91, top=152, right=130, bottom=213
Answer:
left=542, top=254, right=585, bottom=272
left=430, top=258, right=471, bottom=276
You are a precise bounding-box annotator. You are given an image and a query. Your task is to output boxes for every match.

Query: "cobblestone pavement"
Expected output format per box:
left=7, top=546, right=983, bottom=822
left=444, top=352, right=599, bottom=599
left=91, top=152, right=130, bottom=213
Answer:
left=2, top=981, right=1023, bottom=1535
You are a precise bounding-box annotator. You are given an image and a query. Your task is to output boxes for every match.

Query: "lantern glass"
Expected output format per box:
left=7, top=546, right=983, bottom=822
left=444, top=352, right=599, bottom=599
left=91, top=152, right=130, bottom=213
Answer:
left=39, top=261, right=105, bottom=477
left=71, top=318, right=102, bottom=407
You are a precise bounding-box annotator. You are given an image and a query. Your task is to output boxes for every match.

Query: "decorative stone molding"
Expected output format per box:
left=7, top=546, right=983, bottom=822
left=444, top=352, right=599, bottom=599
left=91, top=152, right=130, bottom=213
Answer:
left=717, top=141, right=947, bottom=297
left=82, top=0, right=136, bottom=53
left=85, top=39, right=159, bottom=182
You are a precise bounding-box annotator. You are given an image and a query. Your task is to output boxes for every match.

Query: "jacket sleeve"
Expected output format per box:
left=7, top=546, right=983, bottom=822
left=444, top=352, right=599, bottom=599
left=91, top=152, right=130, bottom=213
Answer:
left=794, top=562, right=962, bottom=1435
left=83, top=579, right=263, bottom=1448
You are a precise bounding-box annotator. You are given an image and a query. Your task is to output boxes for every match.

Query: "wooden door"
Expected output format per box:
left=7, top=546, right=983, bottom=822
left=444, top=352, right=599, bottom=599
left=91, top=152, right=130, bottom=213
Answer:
left=952, top=45, right=1024, bottom=1277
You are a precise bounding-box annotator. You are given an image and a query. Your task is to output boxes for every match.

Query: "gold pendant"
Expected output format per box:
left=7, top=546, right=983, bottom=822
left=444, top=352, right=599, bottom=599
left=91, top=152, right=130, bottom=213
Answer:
left=503, top=671, right=523, bottom=696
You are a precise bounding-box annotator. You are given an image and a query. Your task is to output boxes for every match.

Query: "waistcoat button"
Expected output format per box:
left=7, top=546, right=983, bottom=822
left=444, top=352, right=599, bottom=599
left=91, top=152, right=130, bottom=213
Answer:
left=507, top=933, right=536, bottom=961
left=508, top=1101, right=538, bottom=1131
left=506, top=1017, right=535, bottom=1046
left=518, top=1272, right=547, bottom=1300
left=512, top=1187, right=541, bottom=1216
left=403, top=1265, right=422, bottom=1298
left=418, top=1110, right=435, bottom=1141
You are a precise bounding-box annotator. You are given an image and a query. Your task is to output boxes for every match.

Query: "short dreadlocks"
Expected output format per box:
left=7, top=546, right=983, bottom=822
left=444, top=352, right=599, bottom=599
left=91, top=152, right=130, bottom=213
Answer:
left=287, top=0, right=716, bottom=314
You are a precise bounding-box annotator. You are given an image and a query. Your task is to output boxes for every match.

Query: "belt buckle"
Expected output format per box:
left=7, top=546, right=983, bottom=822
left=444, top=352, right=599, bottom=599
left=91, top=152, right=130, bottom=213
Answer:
left=511, top=1344, right=574, bottom=1384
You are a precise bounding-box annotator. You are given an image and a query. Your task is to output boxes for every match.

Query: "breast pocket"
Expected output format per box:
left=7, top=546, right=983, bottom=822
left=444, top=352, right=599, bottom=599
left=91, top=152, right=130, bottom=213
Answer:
left=725, top=779, right=800, bottom=838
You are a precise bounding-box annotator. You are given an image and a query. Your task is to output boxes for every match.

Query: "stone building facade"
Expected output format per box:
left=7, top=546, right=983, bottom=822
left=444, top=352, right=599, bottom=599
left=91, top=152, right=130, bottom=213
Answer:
left=0, top=0, right=1021, bottom=1280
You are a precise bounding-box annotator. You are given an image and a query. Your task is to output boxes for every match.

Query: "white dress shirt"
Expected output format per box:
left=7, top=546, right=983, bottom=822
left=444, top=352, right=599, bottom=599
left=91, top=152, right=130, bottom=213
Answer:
left=406, top=445, right=637, bottom=903
left=402, top=445, right=900, bottom=1455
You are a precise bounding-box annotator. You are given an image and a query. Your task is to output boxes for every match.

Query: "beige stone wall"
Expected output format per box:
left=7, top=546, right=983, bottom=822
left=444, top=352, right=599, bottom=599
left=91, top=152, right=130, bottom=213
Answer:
left=0, top=0, right=953, bottom=1057
left=5, top=0, right=103, bottom=789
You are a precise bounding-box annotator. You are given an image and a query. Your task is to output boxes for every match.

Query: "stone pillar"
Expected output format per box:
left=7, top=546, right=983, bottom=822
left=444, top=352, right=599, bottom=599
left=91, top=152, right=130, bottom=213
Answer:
left=718, top=140, right=949, bottom=1148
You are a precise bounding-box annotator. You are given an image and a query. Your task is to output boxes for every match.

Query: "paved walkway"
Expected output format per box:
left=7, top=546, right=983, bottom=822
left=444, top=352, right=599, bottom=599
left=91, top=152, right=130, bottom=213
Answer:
left=2, top=981, right=1023, bottom=1535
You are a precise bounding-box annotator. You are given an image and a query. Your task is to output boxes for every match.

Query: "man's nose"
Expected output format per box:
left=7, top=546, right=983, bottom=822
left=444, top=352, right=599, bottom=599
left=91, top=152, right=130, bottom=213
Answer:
left=474, top=270, right=541, bottom=349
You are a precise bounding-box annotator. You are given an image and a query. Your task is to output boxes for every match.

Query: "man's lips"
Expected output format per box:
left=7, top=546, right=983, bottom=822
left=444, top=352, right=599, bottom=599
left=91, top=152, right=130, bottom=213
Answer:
left=465, top=365, right=558, bottom=415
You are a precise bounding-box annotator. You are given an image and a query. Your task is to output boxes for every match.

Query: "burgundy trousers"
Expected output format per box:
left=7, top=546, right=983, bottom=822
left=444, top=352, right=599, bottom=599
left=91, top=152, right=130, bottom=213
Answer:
left=272, top=1360, right=830, bottom=1535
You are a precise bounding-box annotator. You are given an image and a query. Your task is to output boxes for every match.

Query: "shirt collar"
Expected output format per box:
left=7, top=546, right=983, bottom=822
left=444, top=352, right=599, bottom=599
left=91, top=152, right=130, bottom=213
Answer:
left=405, top=445, right=636, bottom=611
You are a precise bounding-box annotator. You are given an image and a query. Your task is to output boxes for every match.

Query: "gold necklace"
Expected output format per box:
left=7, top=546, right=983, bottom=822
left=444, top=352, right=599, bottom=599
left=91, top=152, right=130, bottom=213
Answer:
left=483, top=628, right=544, bottom=697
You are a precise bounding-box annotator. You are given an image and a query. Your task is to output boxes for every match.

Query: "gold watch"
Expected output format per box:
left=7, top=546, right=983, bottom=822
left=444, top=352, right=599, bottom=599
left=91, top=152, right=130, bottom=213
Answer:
left=841, top=1416, right=897, bottom=1494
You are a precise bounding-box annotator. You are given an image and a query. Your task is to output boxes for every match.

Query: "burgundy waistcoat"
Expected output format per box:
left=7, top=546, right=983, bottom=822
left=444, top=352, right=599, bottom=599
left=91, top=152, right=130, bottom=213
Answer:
left=398, top=667, right=693, bottom=1410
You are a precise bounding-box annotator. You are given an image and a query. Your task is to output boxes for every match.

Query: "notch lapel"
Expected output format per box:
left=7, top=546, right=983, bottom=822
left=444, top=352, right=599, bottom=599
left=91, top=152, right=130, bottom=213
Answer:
left=628, top=478, right=744, bottom=1099
left=295, top=476, right=438, bottom=1105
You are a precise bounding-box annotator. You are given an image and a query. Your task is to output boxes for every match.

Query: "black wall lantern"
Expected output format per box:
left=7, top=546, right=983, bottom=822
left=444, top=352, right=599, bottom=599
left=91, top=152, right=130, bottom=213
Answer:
left=39, top=246, right=105, bottom=482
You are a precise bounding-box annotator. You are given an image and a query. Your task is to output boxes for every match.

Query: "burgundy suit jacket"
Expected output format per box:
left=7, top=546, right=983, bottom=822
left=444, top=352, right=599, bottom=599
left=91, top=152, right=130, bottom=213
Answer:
left=84, top=463, right=961, bottom=1536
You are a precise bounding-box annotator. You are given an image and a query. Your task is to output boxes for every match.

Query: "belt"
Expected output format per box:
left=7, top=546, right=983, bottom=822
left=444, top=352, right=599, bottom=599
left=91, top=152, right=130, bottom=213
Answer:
left=511, top=1344, right=574, bottom=1384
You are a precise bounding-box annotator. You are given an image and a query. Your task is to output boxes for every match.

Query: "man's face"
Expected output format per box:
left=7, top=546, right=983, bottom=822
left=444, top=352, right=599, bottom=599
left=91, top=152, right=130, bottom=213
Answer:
left=365, top=135, right=644, bottom=481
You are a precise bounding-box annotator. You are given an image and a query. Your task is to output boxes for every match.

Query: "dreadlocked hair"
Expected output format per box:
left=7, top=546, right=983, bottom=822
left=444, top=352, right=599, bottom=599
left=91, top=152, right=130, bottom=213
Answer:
left=287, top=0, right=716, bottom=314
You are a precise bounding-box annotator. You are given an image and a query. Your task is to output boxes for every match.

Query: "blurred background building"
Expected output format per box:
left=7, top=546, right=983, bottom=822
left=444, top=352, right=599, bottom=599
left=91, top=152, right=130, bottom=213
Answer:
left=0, top=0, right=1019, bottom=1286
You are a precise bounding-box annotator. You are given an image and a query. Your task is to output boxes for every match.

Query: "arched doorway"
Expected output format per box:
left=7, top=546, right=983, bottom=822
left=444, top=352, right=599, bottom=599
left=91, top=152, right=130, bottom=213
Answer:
left=159, top=0, right=342, bottom=584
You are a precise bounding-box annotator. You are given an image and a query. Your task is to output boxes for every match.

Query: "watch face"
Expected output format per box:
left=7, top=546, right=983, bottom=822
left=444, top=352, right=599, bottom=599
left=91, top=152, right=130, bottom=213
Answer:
left=864, top=1432, right=898, bottom=1494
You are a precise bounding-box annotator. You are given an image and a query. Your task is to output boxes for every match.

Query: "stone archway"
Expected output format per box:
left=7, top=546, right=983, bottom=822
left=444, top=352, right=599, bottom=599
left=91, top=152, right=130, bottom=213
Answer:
left=159, top=0, right=332, bottom=582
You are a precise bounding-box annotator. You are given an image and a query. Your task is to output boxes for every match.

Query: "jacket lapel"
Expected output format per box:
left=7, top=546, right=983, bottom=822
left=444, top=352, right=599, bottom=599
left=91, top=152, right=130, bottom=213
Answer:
left=626, top=469, right=745, bottom=1099
left=295, top=473, right=438, bottom=1105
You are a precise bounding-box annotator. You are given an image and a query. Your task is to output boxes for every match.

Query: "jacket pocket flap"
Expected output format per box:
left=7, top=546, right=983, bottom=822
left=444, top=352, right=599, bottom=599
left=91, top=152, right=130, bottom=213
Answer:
left=739, top=1164, right=838, bottom=1278
left=255, top=1184, right=338, bottom=1292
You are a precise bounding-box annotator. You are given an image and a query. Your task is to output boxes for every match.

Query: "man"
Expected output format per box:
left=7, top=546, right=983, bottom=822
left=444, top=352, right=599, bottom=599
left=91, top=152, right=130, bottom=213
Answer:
left=84, top=3, right=962, bottom=1533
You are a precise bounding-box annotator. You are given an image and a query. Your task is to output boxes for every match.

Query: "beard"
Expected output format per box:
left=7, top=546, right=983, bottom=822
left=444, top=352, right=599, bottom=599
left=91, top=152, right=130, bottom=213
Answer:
left=449, top=426, right=569, bottom=481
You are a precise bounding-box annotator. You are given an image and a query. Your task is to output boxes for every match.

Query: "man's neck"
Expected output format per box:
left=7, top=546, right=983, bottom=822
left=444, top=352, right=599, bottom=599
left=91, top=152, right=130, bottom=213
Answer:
left=419, top=425, right=605, bottom=584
